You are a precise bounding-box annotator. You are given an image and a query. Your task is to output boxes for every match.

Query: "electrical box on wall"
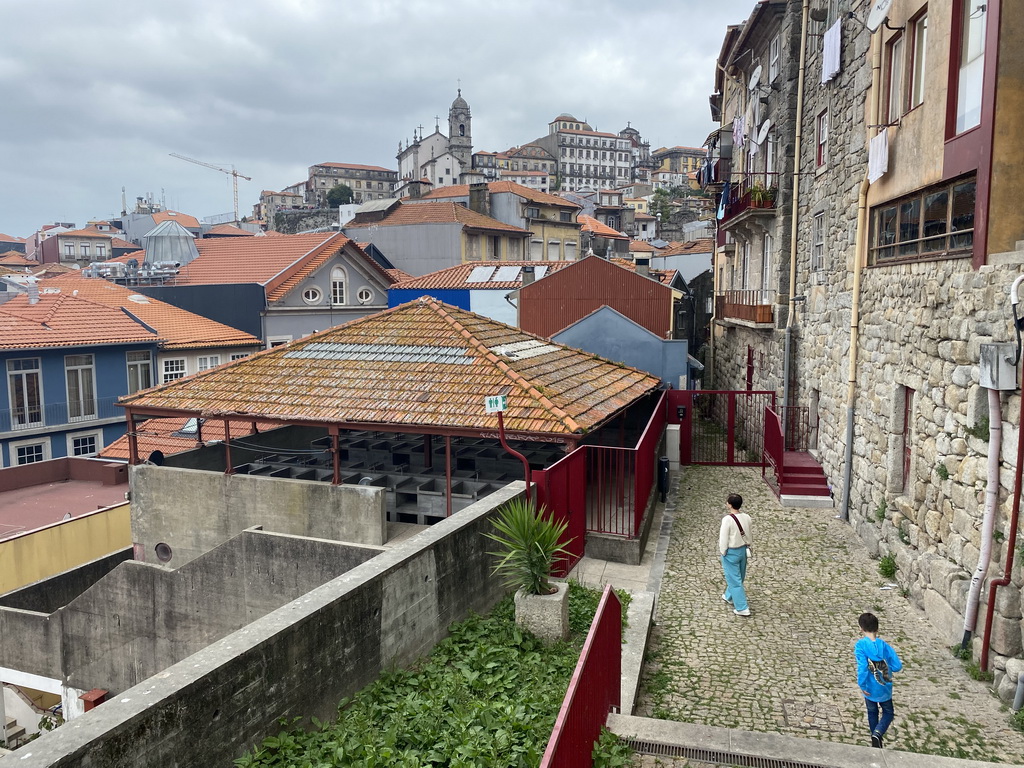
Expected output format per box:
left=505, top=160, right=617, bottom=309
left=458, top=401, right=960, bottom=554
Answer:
left=980, top=343, right=1018, bottom=390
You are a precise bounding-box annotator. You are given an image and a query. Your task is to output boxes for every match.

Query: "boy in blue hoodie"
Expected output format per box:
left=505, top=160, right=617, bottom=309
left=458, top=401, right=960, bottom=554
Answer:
left=855, top=612, right=903, bottom=748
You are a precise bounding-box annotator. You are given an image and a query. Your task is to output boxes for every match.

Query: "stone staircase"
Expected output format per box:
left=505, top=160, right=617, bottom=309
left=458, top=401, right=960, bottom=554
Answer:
left=4, top=715, right=26, bottom=748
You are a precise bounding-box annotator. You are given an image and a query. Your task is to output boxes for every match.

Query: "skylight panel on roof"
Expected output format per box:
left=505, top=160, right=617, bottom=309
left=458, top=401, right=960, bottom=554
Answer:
left=534, top=266, right=549, bottom=280
left=467, top=266, right=496, bottom=283
left=490, top=340, right=560, bottom=360
left=285, top=342, right=472, bottom=365
left=492, top=266, right=521, bottom=282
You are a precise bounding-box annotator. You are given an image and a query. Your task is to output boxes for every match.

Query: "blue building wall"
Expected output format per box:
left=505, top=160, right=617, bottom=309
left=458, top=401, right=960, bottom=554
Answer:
left=0, top=343, right=157, bottom=466
left=388, top=289, right=471, bottom=311
left=552, top=306, right=690, bottom=388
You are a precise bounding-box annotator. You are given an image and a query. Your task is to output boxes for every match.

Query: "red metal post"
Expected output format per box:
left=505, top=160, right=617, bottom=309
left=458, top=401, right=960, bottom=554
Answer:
left=445, top=435, right=452, bottom=517
left=125, top=407, right=139, bottom=465
left=331, top=428, right=341, bottom=485
left=497, top=410, right=531, bottom=502
left=223, top=420, right=233, bottom=475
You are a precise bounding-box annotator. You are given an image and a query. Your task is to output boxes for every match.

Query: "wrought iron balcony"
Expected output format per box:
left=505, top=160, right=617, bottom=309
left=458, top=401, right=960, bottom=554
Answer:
left=0, top=396, right=123, bottom=435
left=719, top=173, right=779, bottom=226
left=715, top=290, right=776, bottom=325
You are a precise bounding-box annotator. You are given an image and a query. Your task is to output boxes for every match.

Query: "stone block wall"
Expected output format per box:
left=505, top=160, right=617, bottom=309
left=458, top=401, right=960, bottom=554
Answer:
left=12, top=484, right=520, bottom=768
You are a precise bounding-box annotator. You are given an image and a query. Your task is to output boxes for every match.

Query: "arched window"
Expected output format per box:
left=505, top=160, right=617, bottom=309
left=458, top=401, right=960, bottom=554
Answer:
left=331, top=267, right=346, bottom=306
left=459, top=124, right=465, bottom=137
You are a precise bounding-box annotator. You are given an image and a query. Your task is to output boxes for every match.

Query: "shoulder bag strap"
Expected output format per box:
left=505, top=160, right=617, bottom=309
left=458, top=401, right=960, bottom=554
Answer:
left=729, top=513, right=746, bottom=538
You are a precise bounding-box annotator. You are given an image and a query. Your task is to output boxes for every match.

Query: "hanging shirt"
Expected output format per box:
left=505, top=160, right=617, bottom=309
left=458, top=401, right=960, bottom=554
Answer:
left=868, top=129, right=889, bottom=183
left=822, top=20, right=842, bottom=83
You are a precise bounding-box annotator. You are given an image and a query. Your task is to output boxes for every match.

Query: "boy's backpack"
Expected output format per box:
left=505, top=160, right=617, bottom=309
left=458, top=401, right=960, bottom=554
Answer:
left=867, top=658, right=892, bottom=685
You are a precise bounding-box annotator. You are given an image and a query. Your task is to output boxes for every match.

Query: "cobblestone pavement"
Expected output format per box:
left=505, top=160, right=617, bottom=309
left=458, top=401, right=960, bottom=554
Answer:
left=634, top=465, right=1024, bottom=765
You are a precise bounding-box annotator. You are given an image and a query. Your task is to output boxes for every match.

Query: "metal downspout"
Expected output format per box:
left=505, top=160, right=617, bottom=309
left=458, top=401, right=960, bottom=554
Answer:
left=839, top=27, right=882, bottom=521
left=962, top=388, right=1001, bottom=649
left=781, top=0, right=810, bottom=419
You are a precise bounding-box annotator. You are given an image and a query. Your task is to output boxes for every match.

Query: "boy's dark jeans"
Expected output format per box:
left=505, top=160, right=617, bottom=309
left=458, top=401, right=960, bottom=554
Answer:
left=865, top=697, right=894, bottom=736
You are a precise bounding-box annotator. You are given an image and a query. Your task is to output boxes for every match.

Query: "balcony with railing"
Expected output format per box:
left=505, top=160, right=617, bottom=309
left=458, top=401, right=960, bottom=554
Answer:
left=720, top=173, right=779, bottom=228
left=715, top=290, right=776, bottom=326
left=0, top=396, right=123, bottom=436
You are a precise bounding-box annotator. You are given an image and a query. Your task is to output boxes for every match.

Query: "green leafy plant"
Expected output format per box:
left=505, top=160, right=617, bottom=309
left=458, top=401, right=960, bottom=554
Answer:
left=993, top=529, right=1005, bottom=544
left=879, top=554, right=897, bottom=579
left=966, top=416, right=991, bottom=440
left=1012, top=707, right=1024, bottom=733
left=485, top=498, right=572, bottom=595
left=951, top=644, right=971, bottom=661
left=936, top=462, right=950, bottom=481
left=875, top=498, right=887, bottom=523
left=592, top=726, right=633, bottom=767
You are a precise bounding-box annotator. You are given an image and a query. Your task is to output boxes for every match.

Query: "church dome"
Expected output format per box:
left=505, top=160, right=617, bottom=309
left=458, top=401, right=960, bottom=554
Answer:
left=451, top=89, right=469, bottom=110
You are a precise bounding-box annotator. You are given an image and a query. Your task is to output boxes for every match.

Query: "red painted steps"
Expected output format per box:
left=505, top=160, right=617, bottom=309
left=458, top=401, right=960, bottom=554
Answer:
left=767, top=451, right=832, bottom=506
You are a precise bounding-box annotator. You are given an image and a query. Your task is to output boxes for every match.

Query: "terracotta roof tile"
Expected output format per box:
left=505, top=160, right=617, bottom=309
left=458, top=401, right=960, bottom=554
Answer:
left=56, top=228, right=114, bottom=238
left=659, top=238, right=715, bottom=256
left=346, top=201, right=530, bottom=234
left=121, top=299, right=660, bottom=436
left=43, top=273, right=262, bottom=350
left=0, top=292, right=158, bottom=349
left=151, top=211, right=201, bottom=229
left=0, top=252, right=37, bottom=266
left=111, top=237, right=137, bottom=249
left=578, top=215, right=628, bottom=240
left=205, top=224, right=255, bottom=237
left=420, top=181, right=578, bottom=209
left=0, top=233, right=27, bottom=243
left=99, top=417, right=277, bottom=460
left=385, top=268, right=415, bottom=283
left=609, top=257, right=674, bottom=285
left=313, top=162, right=396, bottom=173
left=392, top=261, right=573, bottom=290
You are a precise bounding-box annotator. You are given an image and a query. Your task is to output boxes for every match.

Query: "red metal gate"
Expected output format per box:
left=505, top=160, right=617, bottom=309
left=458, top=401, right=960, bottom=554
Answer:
left=535, top=448, right=587, bottom=576
left=670, top=390, right=775, bottom=466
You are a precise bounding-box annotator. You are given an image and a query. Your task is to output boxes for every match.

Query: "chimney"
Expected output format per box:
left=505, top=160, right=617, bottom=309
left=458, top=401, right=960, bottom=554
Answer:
left=635, top=257, right=650, bottom=277
left=26, top=280, right=39, bottom=305
left=521, top=265, right=535, bottom=286
left=469, top=182, right=489, bottom=215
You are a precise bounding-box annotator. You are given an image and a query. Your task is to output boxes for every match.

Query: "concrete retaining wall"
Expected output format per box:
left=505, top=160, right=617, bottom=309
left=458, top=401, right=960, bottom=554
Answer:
left=12, top=484, right=521, bottom=768
left=131, top=464, right=387, bottom=566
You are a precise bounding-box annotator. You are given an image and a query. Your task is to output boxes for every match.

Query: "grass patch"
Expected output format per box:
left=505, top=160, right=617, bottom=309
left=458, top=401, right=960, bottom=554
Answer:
left=878, top=554, right=897, bottom=579
left=235, top=584, right=616, bottom=767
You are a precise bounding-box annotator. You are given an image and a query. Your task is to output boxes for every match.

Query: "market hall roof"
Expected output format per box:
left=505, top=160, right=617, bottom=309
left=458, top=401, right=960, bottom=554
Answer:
left=119, top=298, right=661, bottom=438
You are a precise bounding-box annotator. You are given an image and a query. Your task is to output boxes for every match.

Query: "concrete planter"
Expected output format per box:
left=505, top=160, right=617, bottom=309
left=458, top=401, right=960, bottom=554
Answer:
left=514, top=581, right=569, bottom=642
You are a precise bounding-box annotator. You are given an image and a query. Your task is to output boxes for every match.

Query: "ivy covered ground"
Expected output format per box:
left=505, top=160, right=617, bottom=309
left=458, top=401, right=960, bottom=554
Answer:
left=235, top=582, right=632, bottom=768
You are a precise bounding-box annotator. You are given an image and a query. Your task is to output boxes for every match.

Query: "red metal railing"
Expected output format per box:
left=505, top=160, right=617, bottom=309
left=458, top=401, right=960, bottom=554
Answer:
left=720, top=172, right=779, bottom=223
left=535, top=448, right=588, bottom=577
left=763, top=406, right=784, bottom=487
left=540, top=585, right=622, bottom=768
left=779, top=405, right=809, bottom=451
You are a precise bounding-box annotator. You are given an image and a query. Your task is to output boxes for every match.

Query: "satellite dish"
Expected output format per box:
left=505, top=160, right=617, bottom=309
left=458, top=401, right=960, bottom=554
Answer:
left=358, top=476, right=373, bottom=485
left=866, top=0, right=895, bottom=31
left=756, top=120, right=773, bottom=145
left=748, top=65, right=762, bottom=92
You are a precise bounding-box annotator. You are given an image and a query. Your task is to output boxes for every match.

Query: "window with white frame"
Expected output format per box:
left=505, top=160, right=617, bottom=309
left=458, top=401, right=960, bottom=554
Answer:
left=126, top=350, right=152, bottom=394
left=7, top=357, right=42, bottom=428
left=80, top=244, right=90, bottom=258
left=64, top=243, right=74, bottom=257
left=357, top=287, right=374, bottom=304
left=65, top=354, right=96, bottom=421
left=769, top=36, right=781, bottom=82
left=812, top=212, right=826, bottom=272
left=95, top=244, right=106, bottom=259
left=741, top=241, right=751, bottom=289
left=230, top=352, right=251, bottom=361
left=954, top=0, right=986, bottom=134
left=12, top=438, right=49, bottom=465
left=816, top=111, right=829, bottom=167
left=909, top=11, right=928, bottom=110
left=197, top=355, right=220, bottom=371
left=886, top=34, right=905, bottom=123
left=761, top=234, right=773, bottom=294
left=330, top=267, right=346, bottom=306
left=68, top=430, right=102, bottom=457
left=162, top=358, right=187, bottom=383
left=268, top=336, right=291, bottom=348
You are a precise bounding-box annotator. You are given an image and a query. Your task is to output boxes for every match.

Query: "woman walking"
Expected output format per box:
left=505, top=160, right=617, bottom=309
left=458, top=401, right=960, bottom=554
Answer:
left=719, top=493, right=753, bottom=616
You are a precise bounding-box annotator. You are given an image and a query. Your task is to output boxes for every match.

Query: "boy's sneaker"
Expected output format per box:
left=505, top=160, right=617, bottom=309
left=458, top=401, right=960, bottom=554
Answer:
left=722, top=593, right=732, bottom=603
left=734, top=608, right=751, bottom=616
left=871, top=732, right=883, bottom=749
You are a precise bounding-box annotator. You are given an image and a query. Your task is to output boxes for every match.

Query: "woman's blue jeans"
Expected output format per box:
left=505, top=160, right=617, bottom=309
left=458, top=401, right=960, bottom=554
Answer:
left=865, top=697, right=894, bottom=736
left=720, top=546, right=749, bottom=611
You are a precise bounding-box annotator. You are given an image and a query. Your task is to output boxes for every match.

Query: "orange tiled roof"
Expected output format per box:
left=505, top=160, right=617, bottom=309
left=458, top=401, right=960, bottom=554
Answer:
left=56, top=228, right=114, bottom=238
left=264, top=237, right=395, bottom=301
left=99, top=417, right=277, bottom=460
left=385, top=268, right=415, bottom=283
left=111, top=236, right=137, bottom=249
left=609, top=257, right=674, bottom=285
left=206, top=224, right=255, bottom=237
left=43, top=273, right=262, bottom=350
left=0, top=265, right=24, bottom=276
left=392, top=261, right=573, bottom=291
left=313, top=162, right=396, bottom=173
left=659, top=239, right=715, bottom=256
left=578, top=215, right=628, bottom=240
left=152, top=211, right=201, bottom=229
left=0, top=252, right=36, bottom=266
left=30, top=263, right=77, bottom=277
left=120, top=298, right=660, bottom=436
left=0, top=233, right=26, bottom=243
left=420, top=181, right=578, bottom=210
left=346, top=201, right=530, bottom=235
left=628, top=240, right=657, bottom=252
left=0, top=292, right=158, bottom=349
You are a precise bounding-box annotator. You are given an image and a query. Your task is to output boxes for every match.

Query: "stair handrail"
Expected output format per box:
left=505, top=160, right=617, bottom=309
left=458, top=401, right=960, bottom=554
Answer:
left=763, top=406, right=785, bottom=484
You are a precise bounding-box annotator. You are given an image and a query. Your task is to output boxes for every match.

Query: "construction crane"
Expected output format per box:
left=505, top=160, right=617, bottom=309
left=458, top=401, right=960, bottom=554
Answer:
left=169, top=153, right=251, bottom=223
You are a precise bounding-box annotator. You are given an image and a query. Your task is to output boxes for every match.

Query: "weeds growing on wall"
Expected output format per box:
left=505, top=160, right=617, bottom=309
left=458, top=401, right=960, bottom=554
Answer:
left=234, top=582, right=624, bottom=767
left=878, top=554, right=897, bottom=579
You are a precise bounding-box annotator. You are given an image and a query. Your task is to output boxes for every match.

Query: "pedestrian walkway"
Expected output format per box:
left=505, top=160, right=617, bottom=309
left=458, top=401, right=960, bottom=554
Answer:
left=633, top=465, right=1024, bottom=764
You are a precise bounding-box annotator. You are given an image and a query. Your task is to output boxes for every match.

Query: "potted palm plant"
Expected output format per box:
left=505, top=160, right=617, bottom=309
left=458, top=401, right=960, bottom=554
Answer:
left=485, top=497, right=573, bottom=641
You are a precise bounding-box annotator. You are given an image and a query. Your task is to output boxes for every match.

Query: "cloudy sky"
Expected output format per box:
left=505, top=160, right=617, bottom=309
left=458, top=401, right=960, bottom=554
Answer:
left=0, top=0, right=754, bottom=238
